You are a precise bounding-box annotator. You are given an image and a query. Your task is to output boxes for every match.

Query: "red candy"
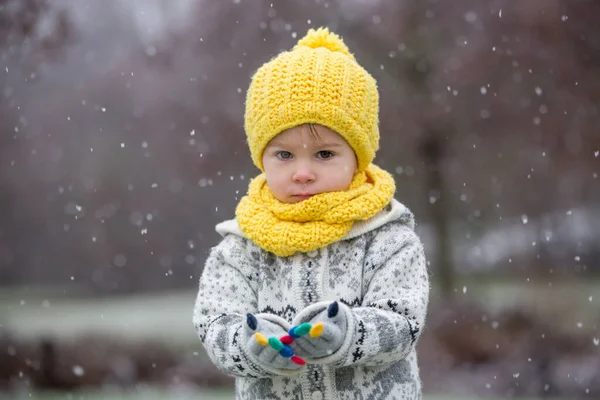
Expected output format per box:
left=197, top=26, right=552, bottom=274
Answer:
left=280, top=335, right=294, bottom=345
left=290, top=355, right=306, bottom=365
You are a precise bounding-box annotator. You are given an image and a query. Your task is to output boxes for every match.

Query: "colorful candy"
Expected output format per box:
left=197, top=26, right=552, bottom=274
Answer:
left=279, top=345, right=294, bottom=358
left=254, top=332, right=269, bottom=346
left=280, top=335, right=294, bottom=345
left=253, top=321, right=324, bottom=366
left=290, top=355, right=306, bottom=365
left=309, top=322, right=324, bottom=338
left=289, top=322, right=312, bottom=338
left=268, top=337, right=284, bottom=351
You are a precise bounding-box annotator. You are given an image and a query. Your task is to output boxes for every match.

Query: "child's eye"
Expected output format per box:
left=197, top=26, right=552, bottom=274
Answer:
left=316, top=151, right=334, bottom=159
left=276, top=151, right=292, bottom=160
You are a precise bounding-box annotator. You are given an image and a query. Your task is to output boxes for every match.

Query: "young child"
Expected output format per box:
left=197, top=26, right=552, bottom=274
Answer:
left=194, top=27, right=429, bottom=400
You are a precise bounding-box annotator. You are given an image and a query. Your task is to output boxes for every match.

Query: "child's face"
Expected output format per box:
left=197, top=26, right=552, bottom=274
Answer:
left=262, top=124, right=358, bottom=203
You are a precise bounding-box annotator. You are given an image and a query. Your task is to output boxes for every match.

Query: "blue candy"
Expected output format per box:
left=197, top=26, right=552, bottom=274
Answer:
left=279, top=345, right=294, bottom=358
left=288, top=327, right=301, bottom=339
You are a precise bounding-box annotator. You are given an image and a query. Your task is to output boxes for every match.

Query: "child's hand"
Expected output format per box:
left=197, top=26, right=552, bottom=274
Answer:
left=244, top=313, right=306, bottom=370
left=291, top=301, right=347, bottom=359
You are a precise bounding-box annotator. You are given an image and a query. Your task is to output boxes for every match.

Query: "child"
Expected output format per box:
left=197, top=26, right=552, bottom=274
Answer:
left=194, top=27, right=429, bottom=400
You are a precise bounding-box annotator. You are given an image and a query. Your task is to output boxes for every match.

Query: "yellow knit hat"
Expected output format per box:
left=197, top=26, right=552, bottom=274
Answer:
left=244, top=27, right=379, bottom=172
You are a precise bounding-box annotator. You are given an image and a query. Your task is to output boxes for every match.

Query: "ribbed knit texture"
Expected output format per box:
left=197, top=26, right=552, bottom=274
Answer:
left=244, top=27, right=379, bottom=172
left=235, top=164, right=395, bottom=256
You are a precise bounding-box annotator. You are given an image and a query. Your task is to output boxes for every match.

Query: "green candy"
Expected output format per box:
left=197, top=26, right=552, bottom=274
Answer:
left=268, top=337, right=284, bottom=351
left=293, top=322, right=312, bottom=337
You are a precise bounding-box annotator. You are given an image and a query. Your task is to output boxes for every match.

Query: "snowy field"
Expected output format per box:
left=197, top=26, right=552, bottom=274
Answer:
left=0, top=288, right=200, bottom=345
left=2, top=279, right=597, bottom=342
left=1, top=280, right=597, bottom=400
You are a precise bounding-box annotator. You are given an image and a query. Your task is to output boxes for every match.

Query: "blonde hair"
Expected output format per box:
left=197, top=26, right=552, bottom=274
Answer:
left=307, top=123, right=322, bottom=141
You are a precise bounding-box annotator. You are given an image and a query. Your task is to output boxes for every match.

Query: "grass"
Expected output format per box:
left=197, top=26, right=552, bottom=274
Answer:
left=5, top=388, right=575, bottom=400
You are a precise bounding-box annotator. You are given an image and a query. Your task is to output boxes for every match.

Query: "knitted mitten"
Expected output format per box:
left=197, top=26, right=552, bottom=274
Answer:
left=290, top=301, right=347, bottom=359
left=244, top=313, right=306, bottom=369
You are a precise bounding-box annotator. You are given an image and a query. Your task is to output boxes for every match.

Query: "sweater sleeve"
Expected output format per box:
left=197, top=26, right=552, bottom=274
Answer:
left=297, top=221, right=430, bottom=368
left=193, top=234, right=289, bottom=378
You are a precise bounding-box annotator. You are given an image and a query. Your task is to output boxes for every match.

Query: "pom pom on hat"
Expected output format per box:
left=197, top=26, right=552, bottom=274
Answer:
left=294, top=27, right=354, bottom=60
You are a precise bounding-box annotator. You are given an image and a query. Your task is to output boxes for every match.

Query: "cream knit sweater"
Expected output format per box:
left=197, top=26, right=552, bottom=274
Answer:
left=193, top=199, right=430, bottom=400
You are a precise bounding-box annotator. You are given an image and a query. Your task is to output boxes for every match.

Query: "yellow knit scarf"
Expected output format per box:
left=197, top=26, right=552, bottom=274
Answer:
left=235, top=163, right=396, bottom=257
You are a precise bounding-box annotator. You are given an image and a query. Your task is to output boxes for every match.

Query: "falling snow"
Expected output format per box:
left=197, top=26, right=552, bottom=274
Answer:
left=72, top=365, right=85, bottom=377
left=1, top=2, right=598, bottom=398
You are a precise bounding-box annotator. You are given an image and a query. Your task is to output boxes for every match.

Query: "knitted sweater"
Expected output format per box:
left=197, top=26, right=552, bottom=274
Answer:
left=193, top=199, right=430, bottom=400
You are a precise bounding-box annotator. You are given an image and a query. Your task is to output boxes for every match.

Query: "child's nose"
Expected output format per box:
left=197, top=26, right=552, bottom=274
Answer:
left=292, top=166, right=316, bottom=184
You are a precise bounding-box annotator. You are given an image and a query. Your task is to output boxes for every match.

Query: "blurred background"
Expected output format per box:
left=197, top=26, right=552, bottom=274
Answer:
left=1, top=0, right=599, bottom=399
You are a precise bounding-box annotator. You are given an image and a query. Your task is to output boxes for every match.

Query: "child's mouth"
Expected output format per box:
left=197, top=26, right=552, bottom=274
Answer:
left=292, top=194, right=314, bottom=201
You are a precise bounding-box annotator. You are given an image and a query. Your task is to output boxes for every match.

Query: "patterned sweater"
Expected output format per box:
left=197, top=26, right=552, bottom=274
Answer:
left=193, top=199, right=430, bottom=400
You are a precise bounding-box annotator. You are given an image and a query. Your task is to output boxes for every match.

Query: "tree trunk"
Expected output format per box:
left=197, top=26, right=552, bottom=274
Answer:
left=420, top=133, right=454, bottom=299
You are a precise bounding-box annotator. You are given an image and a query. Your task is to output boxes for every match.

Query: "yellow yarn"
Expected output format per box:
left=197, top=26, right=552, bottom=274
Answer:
left=244, top=27, right=379, bottom=172
left=235, top=164, right=395, bottom=257
left=294, top=28, right=353, bottom=58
